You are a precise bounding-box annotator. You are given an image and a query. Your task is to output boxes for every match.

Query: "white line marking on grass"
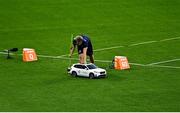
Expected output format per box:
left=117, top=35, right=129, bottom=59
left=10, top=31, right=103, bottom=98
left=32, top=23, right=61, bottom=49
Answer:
left=148, top=65, right=180, bottom=69
left=87, top=36, right=180, bottom=53
left=0, top=52, right=180, bottom=69
left=77, top=59, right=180, bottom=69
left=93, top=36, right=180, bottom=52
left=37, top=54, right=75, bottom=60
left=0, top=52, right=7, bottom=55
left=129, top=41, right=158, bottom=47
left=94, top=59, right=111, bottom=63
left=94, top=36, right=180, bottom=51
left=94, top=46, right=125, bottom=52
left=37, top=56, right=180, bottom=69
left=129, top=62, right=147, bottom=66
left=1, top=36, right=180, bottom=69
left=160, top=37, right=180, bottom=42
left=147, top=59, right=180, bottom=66
left=39, top=55, right=180, bottom=69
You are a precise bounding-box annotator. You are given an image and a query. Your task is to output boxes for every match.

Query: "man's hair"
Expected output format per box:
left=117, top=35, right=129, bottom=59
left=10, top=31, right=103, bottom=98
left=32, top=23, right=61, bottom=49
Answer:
left=74, top=35, right=83, bottom=40
left=74, top=35, right=83, bottom=43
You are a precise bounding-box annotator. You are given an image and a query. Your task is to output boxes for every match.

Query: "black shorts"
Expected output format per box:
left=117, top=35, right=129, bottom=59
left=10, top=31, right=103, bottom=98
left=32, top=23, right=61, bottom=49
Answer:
left=78, top=47, right=93, bottom=56
left=77, top=38, right=93, bottom=56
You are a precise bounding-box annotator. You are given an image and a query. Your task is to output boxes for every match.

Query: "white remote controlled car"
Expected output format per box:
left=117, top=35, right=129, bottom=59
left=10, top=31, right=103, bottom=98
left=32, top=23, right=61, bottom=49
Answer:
left=67, top=63, right=107, bottom=79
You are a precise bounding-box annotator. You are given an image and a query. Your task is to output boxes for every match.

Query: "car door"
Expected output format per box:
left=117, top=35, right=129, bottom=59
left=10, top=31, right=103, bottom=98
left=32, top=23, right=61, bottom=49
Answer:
left=75, top=65, right=83, bottom=76
left=81, top=65, right=89, bottom=77
left=74, top=65, right=89, bottom=77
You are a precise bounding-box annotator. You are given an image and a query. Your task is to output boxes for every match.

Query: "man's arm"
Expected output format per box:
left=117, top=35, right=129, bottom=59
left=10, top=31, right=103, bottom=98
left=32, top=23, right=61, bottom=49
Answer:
left=69, top=45, right=76, bottom=57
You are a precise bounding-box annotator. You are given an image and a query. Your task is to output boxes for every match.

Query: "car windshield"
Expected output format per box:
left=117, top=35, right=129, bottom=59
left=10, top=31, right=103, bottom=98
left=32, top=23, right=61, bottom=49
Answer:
left=86, top=64, right=97, bottom=69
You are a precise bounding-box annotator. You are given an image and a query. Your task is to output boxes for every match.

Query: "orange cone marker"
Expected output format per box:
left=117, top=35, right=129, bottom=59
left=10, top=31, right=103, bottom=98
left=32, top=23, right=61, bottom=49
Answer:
left=114, top=56, right=130, bottom=70
left=23, top=48, right=38, bottom=62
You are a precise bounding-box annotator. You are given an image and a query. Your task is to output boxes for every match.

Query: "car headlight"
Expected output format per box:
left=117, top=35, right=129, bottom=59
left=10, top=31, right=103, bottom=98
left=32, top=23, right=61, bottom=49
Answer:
left=94, top=71, right=99, bottom=73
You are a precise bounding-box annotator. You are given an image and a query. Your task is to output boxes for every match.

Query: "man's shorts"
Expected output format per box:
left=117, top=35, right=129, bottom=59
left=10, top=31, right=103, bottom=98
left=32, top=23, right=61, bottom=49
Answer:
left=78, top=47, right=93, bottom=56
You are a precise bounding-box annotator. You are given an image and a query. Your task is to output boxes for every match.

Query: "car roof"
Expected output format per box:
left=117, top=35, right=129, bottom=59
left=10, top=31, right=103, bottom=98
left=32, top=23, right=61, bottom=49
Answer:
left=73, top=63, right=95, bottom=66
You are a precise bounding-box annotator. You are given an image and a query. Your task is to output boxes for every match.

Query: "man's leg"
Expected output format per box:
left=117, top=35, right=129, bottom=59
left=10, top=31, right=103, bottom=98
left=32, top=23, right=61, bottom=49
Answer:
left=89, top=55, right=94, bottom=64
left=79, top=54, right=84, bottom=64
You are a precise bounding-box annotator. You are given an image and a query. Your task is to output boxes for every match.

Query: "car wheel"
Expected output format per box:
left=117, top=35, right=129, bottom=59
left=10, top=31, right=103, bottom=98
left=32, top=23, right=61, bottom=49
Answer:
left=71, top=71, right=77, bottom=77
left=89, top=73, right=94, bottom=79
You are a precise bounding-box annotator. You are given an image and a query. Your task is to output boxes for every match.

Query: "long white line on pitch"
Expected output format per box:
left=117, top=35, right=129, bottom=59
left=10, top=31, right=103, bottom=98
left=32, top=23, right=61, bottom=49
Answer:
left=148, top=65, right=180, bottom=69
left=129, top=41, right=158, bottom=47
left=94, top=46, right=125, bottom=52
left=160, top=37, right=180, bottom=42
left=1, top=36, right=180, bottom=69
left=0, top=52, right=180, bottom=69
left=0, top=52, right=7, bottom=55
left=93, top=59, right=180, bottom=69
left=94, top=36, right=180, bottom=49
left=147, top=59, right=180, bottom=66
left=34, top=55, right=180, bottom=69
left=1, top=36, right=179, bottom=59
left=35, top=55, right=180, bottom=69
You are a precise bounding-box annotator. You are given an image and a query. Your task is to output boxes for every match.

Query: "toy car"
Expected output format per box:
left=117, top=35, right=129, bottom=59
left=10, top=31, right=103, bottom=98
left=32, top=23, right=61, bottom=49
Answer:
left=67, top=63, right=107, bottom=79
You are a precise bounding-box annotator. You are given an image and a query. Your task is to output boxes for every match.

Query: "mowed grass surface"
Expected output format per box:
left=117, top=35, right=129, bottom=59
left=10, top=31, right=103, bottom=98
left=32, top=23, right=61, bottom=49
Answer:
left=0, top=0, right=180, bottom=111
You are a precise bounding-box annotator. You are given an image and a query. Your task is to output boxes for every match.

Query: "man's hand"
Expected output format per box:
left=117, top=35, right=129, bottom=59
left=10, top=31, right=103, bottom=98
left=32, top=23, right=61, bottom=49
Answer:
left=70, top=46, right=75, bottom=58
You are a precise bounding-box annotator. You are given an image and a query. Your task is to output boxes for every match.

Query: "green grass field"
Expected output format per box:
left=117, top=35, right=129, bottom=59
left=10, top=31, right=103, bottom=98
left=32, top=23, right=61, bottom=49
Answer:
left=0, top=0, right=180, bottom=111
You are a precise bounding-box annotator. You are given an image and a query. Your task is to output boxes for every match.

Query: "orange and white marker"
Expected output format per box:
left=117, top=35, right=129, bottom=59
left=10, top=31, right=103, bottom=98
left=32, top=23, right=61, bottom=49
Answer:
left=23, top=48, right=38, bottom=62
left=114, top=56, right=130, bottom=70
